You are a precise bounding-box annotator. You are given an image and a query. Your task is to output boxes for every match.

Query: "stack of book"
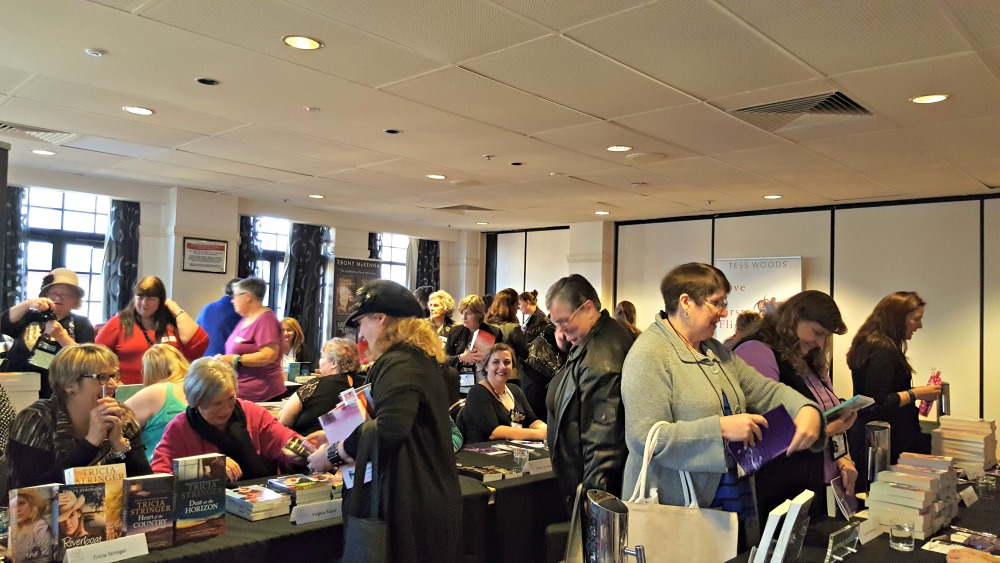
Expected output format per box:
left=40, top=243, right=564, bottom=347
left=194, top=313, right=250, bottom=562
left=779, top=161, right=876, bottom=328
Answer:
left=931, top=416, right=998, bottom=476
left=266, top=474, right=333, bottom=506
left=309, top=471, right=344, bottom=499
left=457, top=464, right=523, bottom=482
left=225, top=485, right=291, bottom=521
left=897, top=452, right=959, bottom=527
left=868, top=468, right=945, bottom=540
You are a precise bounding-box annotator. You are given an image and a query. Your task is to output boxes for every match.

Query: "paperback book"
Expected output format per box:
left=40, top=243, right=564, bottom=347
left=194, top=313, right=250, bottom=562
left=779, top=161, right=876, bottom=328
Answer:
left=122, top=474, right=176, bottom=549
left=173, top=453, right=227, bottom=543
left=266, top=474, right=332, bottom=505
left=824, top=395, right=875, bottom=421
left=57, top=483, right=107, bottom=559
left=727, top=407, right=796, bottom=478
left=225, top=486, right=291, bottom=521
left=457, top=465, right=524, bottom=482
left=9, top=484, right=59, bottom=563
left=63, top=463, right=127, bottom=540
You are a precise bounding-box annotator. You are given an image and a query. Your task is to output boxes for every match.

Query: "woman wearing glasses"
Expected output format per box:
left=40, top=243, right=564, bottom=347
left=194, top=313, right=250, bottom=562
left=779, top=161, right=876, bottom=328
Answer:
left=4, top=344, right=151, bottom=493
left=1, top=268, right=96, bottom=398
left=217, top=277, right=286, bottom=402
left=96, top=276, right=208, bottom=385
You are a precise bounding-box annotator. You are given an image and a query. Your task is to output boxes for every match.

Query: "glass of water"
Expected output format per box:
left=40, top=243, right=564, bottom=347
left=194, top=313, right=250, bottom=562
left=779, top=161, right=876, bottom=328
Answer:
left=889, top=518, right=915, bottom=552
left=975, top=475, right=997, bottom=500
left=511, top=448, right=529, bottom=473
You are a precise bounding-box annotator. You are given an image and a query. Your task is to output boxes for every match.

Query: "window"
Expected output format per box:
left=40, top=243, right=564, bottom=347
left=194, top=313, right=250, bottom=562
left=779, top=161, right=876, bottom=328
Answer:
left=255, top=216, right=290, bottom=316
left=23, top=187, right=109, bottom=324
left=380, top=233, right=410, bottom=287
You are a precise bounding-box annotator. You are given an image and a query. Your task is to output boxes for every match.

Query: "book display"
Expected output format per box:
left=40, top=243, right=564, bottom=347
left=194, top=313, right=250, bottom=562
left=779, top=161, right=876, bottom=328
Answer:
left=122, top=474, right=176, bottom=549
left=457, top=465, right=524, bottom=482
left=267, top=474, right=333, bottom=506
left=173, top=453, right=227, bottom=543
left=865, top=453, right=959, bottom=540
left=225, top=485, right=291, bottom=521
left=931, top=416, right=998, bottom=477
left=63, top=463, right=127, bottom=541
left=56, top=483, right=108, bottom=558
left=9, top=484, right=59, bottom=563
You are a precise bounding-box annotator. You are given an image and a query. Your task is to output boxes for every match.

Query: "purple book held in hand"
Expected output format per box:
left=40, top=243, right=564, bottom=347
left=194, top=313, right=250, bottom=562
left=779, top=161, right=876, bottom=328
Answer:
left=727, top=407, right=796, bottom=478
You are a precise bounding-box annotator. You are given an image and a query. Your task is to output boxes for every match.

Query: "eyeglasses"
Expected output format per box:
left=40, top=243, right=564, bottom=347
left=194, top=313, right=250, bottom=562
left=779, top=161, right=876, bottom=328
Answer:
left=703, top=298, right=729, bottom=311
left=135, top=295, right=160, bottom=302
left=551, top=301, right=588, bottom=328
left=81, top=371, right=122, bottom=384
left=47, top=291, right=77, bottom=301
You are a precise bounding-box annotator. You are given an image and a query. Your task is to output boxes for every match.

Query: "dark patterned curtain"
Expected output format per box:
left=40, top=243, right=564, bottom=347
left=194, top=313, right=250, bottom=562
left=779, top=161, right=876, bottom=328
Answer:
left=102, top=200, right=140, bottom=320
left=238, top=215, right=261, bottom=278
left=368, top=232, right=382, bottom=260
left=415, top=239, right=440, bottom=289
left=283, top=224, right=329, bottom=362
left=0, top=185, right=27, bottom=312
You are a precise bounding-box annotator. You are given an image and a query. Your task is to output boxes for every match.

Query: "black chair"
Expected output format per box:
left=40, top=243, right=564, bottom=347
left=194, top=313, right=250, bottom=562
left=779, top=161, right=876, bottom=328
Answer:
left=449, top=398, right=465, bottom=422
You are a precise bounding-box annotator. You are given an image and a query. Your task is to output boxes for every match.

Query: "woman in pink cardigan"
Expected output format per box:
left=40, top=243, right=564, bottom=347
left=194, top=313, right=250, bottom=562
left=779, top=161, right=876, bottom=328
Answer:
left=151, top=357, right=311, bottom=481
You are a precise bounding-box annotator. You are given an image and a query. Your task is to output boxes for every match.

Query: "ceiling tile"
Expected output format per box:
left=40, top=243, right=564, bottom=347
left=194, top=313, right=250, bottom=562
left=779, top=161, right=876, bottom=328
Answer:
left=277, top=176, right=384, bottom=202
left=63, top=136, right=167, bottom=158
left=910, top=115, right=1000, bottom=163
left=145, top=150, right=308, bottom=183
left=177, top=138, right=349, bottom=176
left=360, top=158, right=505, bottom=188
left=803, top=130, right=947, bottom=172
left=0, top=64, right=32, bottom=94
left=571, top=167, right=697, bottom=196
left=867, top=164, right=987, bottom=196
left=718, top=0, right=971, bottom=75
left=491, top=0, right=651, bottom=31
left=616, top=103, right=785, bottom=155
left=139, top=0, right=445, bottom=87
left=833, top=53, right=1000, bottom=126
left=944, top=1, right=1000, bottom=50
left=86, top=0, right=149, bottom=11
left=641, top=157, right=772, bottom=191
left=714, top=145, right=849, bottom=183
left=323, top=168, right=458, bottom=197
left=464, top=36, right=694, bottom=120
left=568, top=0, right=817, bottom=99
left=532, top=122, right=696, bottom=163
left=383, top=67, right=595, bottom=135
left=788, top=174, right=899, bottom=202
left=218, top=126, right=393, bottom=168
left=958, top=158, right=1000, bottom=187
left=113, top=159, right=260, bottom=188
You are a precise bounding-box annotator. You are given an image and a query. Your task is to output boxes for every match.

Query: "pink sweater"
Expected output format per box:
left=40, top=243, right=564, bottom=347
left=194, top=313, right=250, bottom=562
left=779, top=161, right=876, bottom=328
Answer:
left=150, top=399, right=299, bottom=474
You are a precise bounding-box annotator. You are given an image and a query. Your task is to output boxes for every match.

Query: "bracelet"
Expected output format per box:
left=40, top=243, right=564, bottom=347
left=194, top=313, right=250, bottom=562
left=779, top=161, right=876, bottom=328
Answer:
left=175, top=310, right=187, bottom=317
left=109, top=440, right=131, bottom=460
left=906, top=389, right=916, bottom=404
left=233, top=354, right=242, bottom=369
left=326, top=442, right=346, bottom=468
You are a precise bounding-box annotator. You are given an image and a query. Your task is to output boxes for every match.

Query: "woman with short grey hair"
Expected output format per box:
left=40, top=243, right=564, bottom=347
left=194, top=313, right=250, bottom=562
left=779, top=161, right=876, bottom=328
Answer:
left=219, top=277, right=286, bottom=402
left=151, top=357, right=310, bottom=481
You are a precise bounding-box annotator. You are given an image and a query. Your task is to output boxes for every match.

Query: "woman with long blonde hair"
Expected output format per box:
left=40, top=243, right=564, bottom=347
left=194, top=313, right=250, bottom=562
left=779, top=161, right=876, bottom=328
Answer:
left=307, top=280, right=460, bottom=562
left=125, top=344, right=190, bottom=462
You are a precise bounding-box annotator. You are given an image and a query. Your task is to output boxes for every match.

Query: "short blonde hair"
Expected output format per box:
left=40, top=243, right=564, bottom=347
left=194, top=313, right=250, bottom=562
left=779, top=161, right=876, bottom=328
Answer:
left=49, top=344, right=119, bottom=400
left=458, top=295, right=485, bottom=321
left=321, top=338, right=360, bottom=374
left=141, top=344, right=189, bottom=386
left=183, top=358, right=238, bottom=408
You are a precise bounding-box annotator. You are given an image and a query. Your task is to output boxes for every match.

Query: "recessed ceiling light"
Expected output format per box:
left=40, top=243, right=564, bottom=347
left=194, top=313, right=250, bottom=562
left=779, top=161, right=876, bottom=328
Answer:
left=509, top=162, right=525, bottom=166
left=123, top=106, right=154, bottom=116
left=196, top=78, right=220, bottom=86
left=450, top=179, right=481, bottom=187
left=595, top=210, right=611, bottom=216
left=426, top=174, right=447, bottom=180
left=626, top=152, right=666, bottom=164
left=308, top=194, right=324, bottom=199
left=32, top=149, right=56, bottom=156
left=910, top=94, right=949, bottom=104
left=282, top=35, right=324, bottom=50
left=476, top=222, right=489, bottom=225
left=84, top=48, right=105, bottom=57
left=303, top=106, right=321, bottom=112
left=607, top=145, right=632, bottom=152
left=383, top=129, right=402, bottom=135
left=763, top=195, right=783, bottom=200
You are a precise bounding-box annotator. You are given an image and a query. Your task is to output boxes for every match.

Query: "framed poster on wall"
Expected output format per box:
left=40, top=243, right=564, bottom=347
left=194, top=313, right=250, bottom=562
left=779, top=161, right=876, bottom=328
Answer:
left=182, top=238, right=228, bottom=274
left=333, top=257, right=382, bottom=337
left=714, top=256, right=802, bottom=341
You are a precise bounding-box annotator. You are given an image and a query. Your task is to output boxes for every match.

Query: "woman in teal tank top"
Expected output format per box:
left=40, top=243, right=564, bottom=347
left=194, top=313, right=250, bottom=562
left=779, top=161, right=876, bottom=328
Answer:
left=124, top=345, right=190, bottom=462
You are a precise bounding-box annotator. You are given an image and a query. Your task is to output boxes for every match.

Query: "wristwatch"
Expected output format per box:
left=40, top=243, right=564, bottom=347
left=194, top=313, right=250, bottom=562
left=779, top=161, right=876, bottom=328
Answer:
left=326, top=442, right=345, bottom=468
left=108, top=440, right=131, bottom=461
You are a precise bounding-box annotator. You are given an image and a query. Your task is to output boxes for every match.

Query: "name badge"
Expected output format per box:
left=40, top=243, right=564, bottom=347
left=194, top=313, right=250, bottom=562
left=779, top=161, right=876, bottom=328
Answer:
left=29, top=339, right=59, bottom=369
left=161, top=335, right=178, bottom=343
left=233, top=336, right=246, bottom=343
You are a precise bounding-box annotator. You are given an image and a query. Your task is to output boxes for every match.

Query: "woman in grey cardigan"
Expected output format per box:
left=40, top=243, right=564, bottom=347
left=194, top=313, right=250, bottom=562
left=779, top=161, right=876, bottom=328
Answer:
left=621, top=263, right=825, bottom=540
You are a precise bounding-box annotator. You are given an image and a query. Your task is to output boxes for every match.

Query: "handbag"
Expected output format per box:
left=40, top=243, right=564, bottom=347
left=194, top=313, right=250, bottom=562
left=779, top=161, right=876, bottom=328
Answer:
left=342, top=420, right=390, bottom=563
left=624, top=421, right=739, bottom=563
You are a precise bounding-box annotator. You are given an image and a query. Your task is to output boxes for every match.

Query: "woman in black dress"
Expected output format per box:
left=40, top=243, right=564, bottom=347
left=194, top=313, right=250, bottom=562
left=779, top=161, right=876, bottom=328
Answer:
left=458, top=344, right=547, bottom=443
left=278, top=338, right=359, bottom=434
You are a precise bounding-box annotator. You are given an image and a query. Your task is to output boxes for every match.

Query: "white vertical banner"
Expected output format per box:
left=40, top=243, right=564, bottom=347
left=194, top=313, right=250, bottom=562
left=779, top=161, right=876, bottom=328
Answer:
left=713, top=257, right=803, bottom=341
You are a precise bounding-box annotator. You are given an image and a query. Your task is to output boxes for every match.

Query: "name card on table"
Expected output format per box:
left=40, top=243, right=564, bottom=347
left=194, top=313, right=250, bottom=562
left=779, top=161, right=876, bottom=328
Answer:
left=290, top=498, right=343, bottom=525
left=64, top=533, right=148, bottom=563
left=523, top=456, right=552, bottom=475
left=959, top=486, right=979, bottom=507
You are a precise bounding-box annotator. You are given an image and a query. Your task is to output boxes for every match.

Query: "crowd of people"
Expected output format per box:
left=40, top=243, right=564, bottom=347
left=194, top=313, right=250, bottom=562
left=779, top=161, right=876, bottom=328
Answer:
left=3, top=261, right=987, bottom=562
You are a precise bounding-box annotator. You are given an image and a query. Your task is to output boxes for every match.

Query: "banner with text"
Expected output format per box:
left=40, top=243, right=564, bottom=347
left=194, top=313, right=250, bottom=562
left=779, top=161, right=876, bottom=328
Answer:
left=713, top=257, right=802, bottom=341
left=333, top=258, right=381, bottom=338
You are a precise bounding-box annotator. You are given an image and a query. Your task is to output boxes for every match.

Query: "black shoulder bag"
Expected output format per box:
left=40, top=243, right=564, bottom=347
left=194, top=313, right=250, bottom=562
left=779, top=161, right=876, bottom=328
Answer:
left=343, top=420, right=389, bottom=563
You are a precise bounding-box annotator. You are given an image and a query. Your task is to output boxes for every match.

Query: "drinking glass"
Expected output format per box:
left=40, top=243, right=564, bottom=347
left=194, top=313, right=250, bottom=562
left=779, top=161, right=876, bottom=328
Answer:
left=889, top=518, right=915, bottom=552
left=975, top=475, right=997, bottom=499
left=511, top=448, right=529, bottom=472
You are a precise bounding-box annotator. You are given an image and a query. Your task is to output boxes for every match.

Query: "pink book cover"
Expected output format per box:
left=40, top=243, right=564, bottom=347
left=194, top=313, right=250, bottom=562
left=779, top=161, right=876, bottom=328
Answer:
left=319, top=400, right=368, bottom=445
left=471, top=330, right=495, bottom=356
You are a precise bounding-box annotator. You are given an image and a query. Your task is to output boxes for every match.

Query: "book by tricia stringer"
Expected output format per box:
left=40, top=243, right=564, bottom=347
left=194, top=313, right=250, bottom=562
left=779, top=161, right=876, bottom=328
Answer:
left=172, top=453, right=227, bottom=543
left=9, top=483, right=59, bottom=563
left=122, top=474, right=176, bottom=549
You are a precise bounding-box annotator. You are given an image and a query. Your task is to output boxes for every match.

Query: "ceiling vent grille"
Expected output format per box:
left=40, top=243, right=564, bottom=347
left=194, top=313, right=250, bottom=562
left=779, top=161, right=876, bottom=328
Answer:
left=728, top=92, right=872, bottom=133
left=436, top=204, right=494, bottom=213
left=0, top=121, right=77, bottom=144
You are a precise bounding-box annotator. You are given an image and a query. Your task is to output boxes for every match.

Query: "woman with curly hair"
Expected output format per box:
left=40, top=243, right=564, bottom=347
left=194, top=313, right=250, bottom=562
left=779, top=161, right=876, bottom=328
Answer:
left=427, top=289, right=457, bottom=340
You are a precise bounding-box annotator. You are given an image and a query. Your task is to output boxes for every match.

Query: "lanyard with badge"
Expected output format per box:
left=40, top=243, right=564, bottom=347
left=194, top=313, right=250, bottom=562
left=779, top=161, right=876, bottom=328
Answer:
left=29, top=314, right=75, bottom=369
left=459, top=329, right=480, bottom=386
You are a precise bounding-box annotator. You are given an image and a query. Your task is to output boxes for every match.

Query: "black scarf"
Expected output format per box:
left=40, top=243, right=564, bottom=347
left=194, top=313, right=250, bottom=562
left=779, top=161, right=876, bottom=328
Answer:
left=185, top=401, right=275, bottom=479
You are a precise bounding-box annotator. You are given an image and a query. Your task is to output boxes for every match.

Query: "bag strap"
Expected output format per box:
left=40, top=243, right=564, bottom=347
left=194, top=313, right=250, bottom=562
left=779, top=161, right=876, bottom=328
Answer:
left=680, top=470, right=699, bottom=508
left=345, top=419, right=380, bottom=519
left=628, top=420, right=670, bottom=502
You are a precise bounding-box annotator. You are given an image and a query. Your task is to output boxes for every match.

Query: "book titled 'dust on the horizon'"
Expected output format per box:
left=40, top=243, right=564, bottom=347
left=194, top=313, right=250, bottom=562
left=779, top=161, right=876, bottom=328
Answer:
left=173, top=453, right=227, bottom=543
left=727, top=407, right=796, bottom=478
left=122, top=474, right=176, bottom=549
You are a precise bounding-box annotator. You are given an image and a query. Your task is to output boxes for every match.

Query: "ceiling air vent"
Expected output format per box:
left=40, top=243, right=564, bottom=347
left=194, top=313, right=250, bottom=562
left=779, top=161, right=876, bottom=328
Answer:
left=728, top=91, right=871, bottom=133
left=0, top=121, right=77, bottom=144
left=436, top=204, right=494, bottom=213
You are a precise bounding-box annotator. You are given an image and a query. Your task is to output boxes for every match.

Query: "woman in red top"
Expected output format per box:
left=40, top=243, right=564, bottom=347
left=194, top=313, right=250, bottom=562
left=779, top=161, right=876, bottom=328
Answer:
left=96, top=276, right=209, bottom=384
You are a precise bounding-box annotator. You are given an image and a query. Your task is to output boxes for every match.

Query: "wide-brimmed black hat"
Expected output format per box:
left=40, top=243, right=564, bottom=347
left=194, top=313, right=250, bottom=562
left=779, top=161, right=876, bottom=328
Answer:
left=345, top=279, right=424, bottom=328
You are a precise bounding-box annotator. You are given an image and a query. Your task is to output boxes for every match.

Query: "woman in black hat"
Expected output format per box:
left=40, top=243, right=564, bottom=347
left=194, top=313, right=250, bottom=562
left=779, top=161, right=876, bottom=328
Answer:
left=307, top=280, right=461, bottom=563
left=2, top=268, right=96, bottom=399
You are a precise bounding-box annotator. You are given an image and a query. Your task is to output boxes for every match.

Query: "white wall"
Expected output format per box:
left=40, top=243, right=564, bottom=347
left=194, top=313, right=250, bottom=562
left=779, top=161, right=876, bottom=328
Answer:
left=616, top=220, right=713, bottom=329
left=495, top=232, right=525, bottom=294
left=524, top=229, right=569, bottom=299
left=984, top=199, right=999, bottom=426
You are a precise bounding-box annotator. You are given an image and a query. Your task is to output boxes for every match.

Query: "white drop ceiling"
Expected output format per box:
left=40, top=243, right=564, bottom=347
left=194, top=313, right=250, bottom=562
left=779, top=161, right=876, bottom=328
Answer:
left=1, top=0, right=998, bottom=231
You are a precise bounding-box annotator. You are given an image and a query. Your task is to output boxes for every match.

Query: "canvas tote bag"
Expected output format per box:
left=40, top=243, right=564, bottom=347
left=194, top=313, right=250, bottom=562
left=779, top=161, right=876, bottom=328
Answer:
left=624, top=421, right=739, bottom=562
left=343, top=420, right=390, bottom=563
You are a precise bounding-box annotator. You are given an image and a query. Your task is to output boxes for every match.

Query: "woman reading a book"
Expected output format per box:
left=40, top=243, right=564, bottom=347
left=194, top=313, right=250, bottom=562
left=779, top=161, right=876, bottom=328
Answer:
left=457, top=343, right=546, bottom=443
left=96, top=276, right=209, bottom=385
left=306, top=279, right=461, bottom=563
left=4, top=343, right=151, bottom=494
left=150, top=357, right=310, bottom=481
left=124, top=344, right=190, bottom=463
left=621, top=263, right=824, bottom=548
left=278, top=337, right=360, bottom=434
left=733, top=290, right=856, bottom=518
left=846, top=292, right=941, bottom=489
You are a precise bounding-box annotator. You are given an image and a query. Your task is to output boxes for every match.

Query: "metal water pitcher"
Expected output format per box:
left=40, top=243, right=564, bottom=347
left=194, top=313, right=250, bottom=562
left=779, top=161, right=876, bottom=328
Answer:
left=583, top=489, right=646, bottom=563
left=866, top=421, right=892, bottom=484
